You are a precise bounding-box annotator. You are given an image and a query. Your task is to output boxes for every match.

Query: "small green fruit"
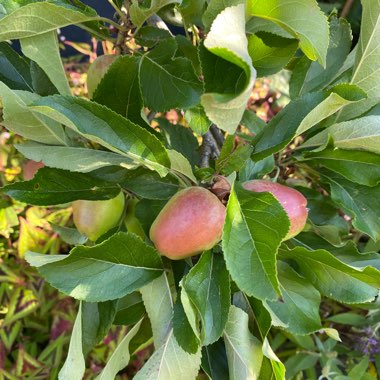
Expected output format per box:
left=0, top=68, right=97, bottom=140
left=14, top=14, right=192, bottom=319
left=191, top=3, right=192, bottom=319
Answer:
left=72, top=192, right=125, bottom=241
left=243, top=180, right=308, bottom=239
left=150, top=187, right=226, bottom=260
left=86, top=55, right=116, bottom=98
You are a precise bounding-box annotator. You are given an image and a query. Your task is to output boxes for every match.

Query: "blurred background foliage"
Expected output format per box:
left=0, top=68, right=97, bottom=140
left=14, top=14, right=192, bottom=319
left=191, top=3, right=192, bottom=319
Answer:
left=2, top=0, right=380, bottom=379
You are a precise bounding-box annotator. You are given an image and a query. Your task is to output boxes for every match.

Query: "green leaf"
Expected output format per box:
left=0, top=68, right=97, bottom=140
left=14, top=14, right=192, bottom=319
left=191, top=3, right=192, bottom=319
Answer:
left=202, top=0, right=243, bottom=31
left=179, top=0, right=207, bottom=26
left=261, top=338, right=286, bottom=380
left=0, top=2, right=100, bottom=41
left=173, top=290, right=200, bottom=354
left=200, top=4, right=257, bottom=134
left=0, top=41, right=33, bottom=91
left=0, top=82, right=67, bottom=145
left=135, top=199, right=167, bottom=236
left=114, top=293, right=146, bottom=326
left=93, top=55, right=145, bottom=126
left=222, top=182, right=290, bottom=301
left=139, top=38, right=203, bottom=111
left=224, top=306, right=263, bottom=380
left=140, top=274, right=173, bottom=348
left=320, top=170, right=380, bottom=241
left=338, top=0, right=380, bottom=120
left=82, top=301, right=117, bottom=355
left=248, top=32, right=298, bottom=77
left=302, top=146, right=380, bottom=186
left=157, top=118, right=200, bottom=166
left=95, top=320, right=142, bottom=380
left=216, top=135, right=253, bottom=176
left=184, top=105, right=212, bottom=135
left=252, top=84, right=366, bottom=160
left=168, top=149, right=197, bottom=183
left=2, top=167, right=120, bottom=205
left=302, top=115, right=380, bottom=154
left=295, top=187, right=349, bottom=246
left=182, top=251, right=230, bottom=345
left=264, top=262, right=322, bottom=335
left=240, top=109, right=266, bottom=135
left=50, top=223, right=87, bottom=245
left=15, top=142, right=138, bottom=173
left=130, top=0, right=181, bottom=29
left=233, top=293, right=272, bottom=341
left=135, top=26, right=172, bottom=48
left=30, top=95, right=171, bottom=176
left=284, top=353, right=319, bottom=380
left=26, top=232, right=164, bottom=302
left=247, top=0, right=329, bottom=66
left=121, top=167, right=179, bottom=200
left=137, top=274, right=202, bottom=380
left=279, top=245, right=379, bottom=303
left=20, top=31, right=70, bottom=95
left=58, top=302, right=85, bottom=380
left=201, top=339, right=229, bottom=380
left=239, top=156, right=275, bottom=182
left=290, top=16, right=352, bottom=97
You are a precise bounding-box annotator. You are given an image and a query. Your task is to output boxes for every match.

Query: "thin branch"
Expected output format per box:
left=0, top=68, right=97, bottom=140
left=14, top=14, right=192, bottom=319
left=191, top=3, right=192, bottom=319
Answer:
left=200, top=131, right=221, bottom=168
left=341, top=0, right=354, bottom=18
left=210, top=124, right=225, bottom=148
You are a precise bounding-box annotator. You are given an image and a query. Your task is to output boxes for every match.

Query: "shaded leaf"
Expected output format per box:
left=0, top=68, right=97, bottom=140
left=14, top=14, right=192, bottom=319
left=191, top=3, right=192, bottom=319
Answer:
left=264, top=262, right=322, bottom=335
left=201, top=4, right=257, bottom=134
left=302, top=146, right=380, bottom=186
left=321, top=170, right=380, bottom=241
left=93, top=55, right=145, bottom=126
left=182, top=251, right=230, bottom=345
left=114, top=293, right=146, bottom=326
left=139, top=38, right=203, bottom=111
left=130, top=0, right=181, bottom=29
left=248, top=32, right=298, bottom=77
left=2, top=167, right=121, bottom=205
left=0, top=41, right=33, bottom=91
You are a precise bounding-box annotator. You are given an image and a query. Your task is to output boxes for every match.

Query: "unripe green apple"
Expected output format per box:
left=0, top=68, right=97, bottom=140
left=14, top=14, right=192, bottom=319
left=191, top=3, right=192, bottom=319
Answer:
left=86, top=55, right=116, bottom=98
left=150, top=187, right=226, bottom=260
left=243, top=180, right=308, bottom=239
left=72, top=192, right=125, bottom=241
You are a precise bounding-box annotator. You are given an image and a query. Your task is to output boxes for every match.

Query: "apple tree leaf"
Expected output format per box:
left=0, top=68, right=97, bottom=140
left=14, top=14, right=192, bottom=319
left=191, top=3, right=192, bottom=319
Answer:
left=201, top=4, right=257, bottom=134
left=25, top=232, right=164, bottom=302
left=222, top=182, right=290, bottom=301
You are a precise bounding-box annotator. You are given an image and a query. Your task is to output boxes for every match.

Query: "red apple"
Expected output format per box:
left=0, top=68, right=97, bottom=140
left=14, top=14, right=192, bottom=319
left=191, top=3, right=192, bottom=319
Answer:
left=150, top=187, right=226, bottom=260
left=243, top=180, right=308, bottom=239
